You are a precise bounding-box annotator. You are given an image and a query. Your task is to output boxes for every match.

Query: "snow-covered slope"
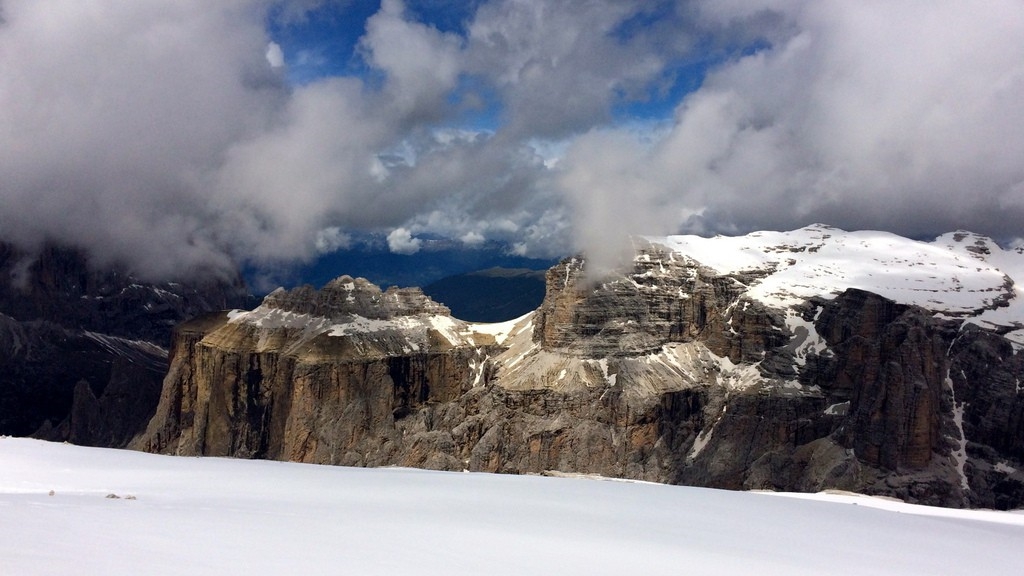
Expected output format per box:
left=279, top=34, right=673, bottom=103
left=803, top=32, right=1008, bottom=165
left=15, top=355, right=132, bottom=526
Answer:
left=649, top=225, right=1024, bottom=342
left=2, top=438, right=1023, bottom=576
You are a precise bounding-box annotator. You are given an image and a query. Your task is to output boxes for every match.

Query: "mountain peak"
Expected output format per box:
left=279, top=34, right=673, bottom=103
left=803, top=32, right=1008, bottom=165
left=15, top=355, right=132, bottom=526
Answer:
left=259, top=275, right=451, bottom=322
left=644, top=228, right=1023, bottom=339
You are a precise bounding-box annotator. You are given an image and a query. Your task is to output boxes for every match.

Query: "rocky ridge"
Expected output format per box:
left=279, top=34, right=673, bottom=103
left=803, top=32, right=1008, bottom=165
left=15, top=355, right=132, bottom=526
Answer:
left=134, top=225, right=1024, bottom=508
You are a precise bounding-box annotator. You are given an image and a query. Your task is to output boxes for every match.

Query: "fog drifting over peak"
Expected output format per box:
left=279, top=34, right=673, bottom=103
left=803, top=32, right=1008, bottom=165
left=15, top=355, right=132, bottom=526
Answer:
left=1, top=0, right=1022, bottom=280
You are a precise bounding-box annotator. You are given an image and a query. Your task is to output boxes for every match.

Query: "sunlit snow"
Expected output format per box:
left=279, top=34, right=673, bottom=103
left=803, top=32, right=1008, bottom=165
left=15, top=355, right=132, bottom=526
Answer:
left=2, top=439, right=1023, bottom=576
left=649, top=226, right=1023, bottom=324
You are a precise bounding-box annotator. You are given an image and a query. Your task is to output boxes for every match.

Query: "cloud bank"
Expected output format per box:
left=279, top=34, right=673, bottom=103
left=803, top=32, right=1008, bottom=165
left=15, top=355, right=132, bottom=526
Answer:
left=0, top=0, right=1022, bottom=280
left=563, top=0, right=1024, bottom=270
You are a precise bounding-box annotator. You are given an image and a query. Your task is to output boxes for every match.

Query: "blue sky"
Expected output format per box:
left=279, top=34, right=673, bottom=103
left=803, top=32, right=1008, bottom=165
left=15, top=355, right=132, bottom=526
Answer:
left=267, top=1, right=381, bottom=83
left=1, top=0, right=1023, bottom=281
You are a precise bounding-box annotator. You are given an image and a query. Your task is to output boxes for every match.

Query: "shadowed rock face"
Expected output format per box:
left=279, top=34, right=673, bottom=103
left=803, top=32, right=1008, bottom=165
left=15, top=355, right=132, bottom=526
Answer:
left=946, top=326, right=1024, bottom=509
left=135, top=235, right=1024, bottom=509
left=0, top=242, right=250, bottom=345
left=0, top=241, right=252, bottom=443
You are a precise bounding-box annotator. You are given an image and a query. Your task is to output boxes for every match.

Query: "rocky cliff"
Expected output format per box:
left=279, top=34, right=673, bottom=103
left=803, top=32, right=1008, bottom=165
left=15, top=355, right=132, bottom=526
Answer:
left=134, top=277, right=502, bottom=467
left=134, top=226, right=1024, bottom=508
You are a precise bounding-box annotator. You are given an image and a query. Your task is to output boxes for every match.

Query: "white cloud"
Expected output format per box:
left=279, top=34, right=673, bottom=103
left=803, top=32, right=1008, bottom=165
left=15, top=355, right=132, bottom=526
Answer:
left=0, top=0, right=282, bottom=278
left=0, top=0, right=687, bottom=280
left=265, top=41, right=285, bottom=68
left=360, top=0, right=463, bottom=120
left=560, top=0, right=1024, bottom=267
left=2, top=0, right=1022, bottom=283
left=464, top=0, right=691, bottom=139
left=314, top=226, right=351, bottom=253
left=460, top=231, right=485, bottom=246
left=387, top=227, right=423, bottom=255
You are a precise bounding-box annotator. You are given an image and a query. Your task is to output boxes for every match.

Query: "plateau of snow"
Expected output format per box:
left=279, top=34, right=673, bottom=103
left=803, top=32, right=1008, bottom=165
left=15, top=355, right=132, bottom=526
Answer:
left=2, top=438, right=1023, bottom=576
left=649, top=225, right=1024, bottom=343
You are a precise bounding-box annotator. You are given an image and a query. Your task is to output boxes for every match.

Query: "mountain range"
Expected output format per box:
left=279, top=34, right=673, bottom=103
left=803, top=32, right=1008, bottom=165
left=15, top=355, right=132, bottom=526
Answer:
left=116, top=224, right=1024, bottom=509
left=2, top=226, right=1023, bottom=508
left=422, top=267, right=547, bottom=322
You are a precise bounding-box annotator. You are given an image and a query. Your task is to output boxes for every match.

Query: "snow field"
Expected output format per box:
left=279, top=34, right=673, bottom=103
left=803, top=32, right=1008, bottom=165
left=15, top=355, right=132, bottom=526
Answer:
left=2, top=438, right=1023, bottom=576
left=651, top=226, right=1023, bottom=321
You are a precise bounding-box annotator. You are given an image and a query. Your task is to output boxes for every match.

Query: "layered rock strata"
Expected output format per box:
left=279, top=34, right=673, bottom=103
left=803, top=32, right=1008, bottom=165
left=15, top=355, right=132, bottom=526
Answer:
left=135, top=226, right=1024, bottom=508
left=135, top=277, right=502, bottom=466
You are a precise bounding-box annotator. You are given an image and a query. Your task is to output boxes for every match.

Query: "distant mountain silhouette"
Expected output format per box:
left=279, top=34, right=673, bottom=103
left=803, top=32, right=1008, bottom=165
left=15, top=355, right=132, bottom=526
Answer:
left=423, top=267, right=547, bottom=322
left=255, top=238, right=558, bottom=296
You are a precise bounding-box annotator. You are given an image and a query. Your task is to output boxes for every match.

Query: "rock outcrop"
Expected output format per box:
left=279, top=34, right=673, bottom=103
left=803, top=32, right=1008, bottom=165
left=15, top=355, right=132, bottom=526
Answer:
left=134, top=226, right=1024, bottom=508
left=134, top=277, right=501, bottom=467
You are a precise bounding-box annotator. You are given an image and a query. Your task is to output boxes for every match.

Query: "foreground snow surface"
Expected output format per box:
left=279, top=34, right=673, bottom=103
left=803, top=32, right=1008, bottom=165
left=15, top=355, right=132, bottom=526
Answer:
left=2, top=439, right=1023, bottom=576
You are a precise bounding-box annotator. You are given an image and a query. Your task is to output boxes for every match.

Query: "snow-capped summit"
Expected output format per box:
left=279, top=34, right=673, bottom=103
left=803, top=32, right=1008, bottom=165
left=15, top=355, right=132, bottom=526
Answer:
left=648, top=225, right=1023, bottom=343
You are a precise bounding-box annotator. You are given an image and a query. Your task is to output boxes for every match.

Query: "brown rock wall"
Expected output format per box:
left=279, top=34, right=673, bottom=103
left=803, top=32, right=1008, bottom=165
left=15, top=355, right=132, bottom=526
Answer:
left=135, top=257, right=1024, bottom=509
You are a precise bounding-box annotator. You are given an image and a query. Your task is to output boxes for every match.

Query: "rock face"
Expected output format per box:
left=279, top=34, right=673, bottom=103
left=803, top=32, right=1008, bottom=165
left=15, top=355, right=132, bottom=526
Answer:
left=134, top=277, right=501, bottom=468
left=0, top=241, right=252, bottom=444
left=135, top=226, right=1024, bottom=508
